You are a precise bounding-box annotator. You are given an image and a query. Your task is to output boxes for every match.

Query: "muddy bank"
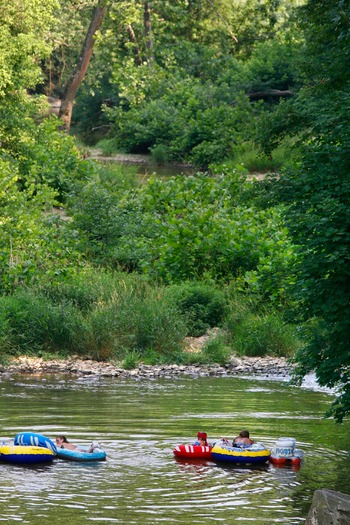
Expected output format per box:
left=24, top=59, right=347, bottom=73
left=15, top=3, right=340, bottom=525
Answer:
left=0, top=355, right=294, bottom=380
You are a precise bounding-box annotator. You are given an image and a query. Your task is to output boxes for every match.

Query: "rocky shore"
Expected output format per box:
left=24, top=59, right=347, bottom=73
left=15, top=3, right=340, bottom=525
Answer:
left=0, top=355, right=294, bottom=380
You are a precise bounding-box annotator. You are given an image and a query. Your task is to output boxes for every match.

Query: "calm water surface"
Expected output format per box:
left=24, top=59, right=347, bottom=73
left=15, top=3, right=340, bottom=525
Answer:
left=0, top=373, right=349, bottom=525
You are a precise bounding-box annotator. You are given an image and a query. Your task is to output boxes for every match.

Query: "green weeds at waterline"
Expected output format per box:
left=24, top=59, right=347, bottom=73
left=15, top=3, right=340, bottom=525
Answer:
left=0, top=270, right=302, bottom=368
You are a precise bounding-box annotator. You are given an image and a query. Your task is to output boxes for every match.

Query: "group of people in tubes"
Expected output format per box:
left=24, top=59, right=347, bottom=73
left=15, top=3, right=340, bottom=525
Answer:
left=194, top=430, right=254, bottom=448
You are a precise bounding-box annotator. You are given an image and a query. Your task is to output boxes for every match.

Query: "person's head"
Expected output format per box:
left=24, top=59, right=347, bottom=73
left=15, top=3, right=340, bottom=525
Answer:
left=239, top=430, right=250, bottom=438
left=197, top=432, right=208, bottom=444
left=56, top=435, right=69, bottom=445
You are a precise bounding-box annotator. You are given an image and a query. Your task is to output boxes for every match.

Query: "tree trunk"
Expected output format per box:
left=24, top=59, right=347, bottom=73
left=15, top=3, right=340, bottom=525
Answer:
left=59, top=1, right=107, bottom=133
left=127, top=23, right=143, bottom=66
left=144, top=1, right=153, bottom=64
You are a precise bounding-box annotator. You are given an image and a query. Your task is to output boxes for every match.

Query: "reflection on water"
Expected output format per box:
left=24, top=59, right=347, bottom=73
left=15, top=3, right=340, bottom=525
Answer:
left=0, top=374, right=349, bottom=525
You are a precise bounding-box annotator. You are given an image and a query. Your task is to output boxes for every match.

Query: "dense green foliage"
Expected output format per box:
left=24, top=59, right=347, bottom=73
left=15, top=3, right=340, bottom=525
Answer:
left=67, top=166, right=296, bottom=303
left=1, top=0, right=349, bottom=421
left=71, top=0, right=300, bottom=165
left=165, top=283, right=227, bottom=337
left=0, top=272, right=187, bottom=360
left=258, top=0, right=350, bottom=421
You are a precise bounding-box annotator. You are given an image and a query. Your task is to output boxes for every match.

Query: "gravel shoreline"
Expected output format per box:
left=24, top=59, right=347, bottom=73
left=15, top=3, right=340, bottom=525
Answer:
left=0, top=355, right=294, bottom=380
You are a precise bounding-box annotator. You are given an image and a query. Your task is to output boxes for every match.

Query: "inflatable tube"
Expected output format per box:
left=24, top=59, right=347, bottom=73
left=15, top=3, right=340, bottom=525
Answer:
left=14, top=432, right=57, bottom=455
left=56, top=447, right=106, bottom=462
left=0, top=444, right=55, bottom=464
left=270, top=448, right=304, bottom=466
left=211, top=443, right=271, bottom=464
left=270, top=455, right=301, bottom=466
left=269, top=437, right=303, bottom=466
left=173, top=444, right=213, bottom=460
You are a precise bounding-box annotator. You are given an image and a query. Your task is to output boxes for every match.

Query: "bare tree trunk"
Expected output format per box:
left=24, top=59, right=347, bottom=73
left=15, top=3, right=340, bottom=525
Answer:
left=127, top=23, right=143, bottom=66
left=59, top=1, right=107, bottom=133
left=144, top=1, right=153, bottom=64
left=205, top=0, right=238, bottom=43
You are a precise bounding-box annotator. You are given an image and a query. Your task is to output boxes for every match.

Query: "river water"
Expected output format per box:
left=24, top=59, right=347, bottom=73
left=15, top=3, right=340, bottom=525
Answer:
left=0, top=373, right=349, bottom=525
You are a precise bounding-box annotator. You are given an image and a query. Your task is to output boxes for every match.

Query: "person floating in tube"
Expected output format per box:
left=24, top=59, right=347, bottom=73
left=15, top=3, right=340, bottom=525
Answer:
left=193, top=432, right=209, bottom=446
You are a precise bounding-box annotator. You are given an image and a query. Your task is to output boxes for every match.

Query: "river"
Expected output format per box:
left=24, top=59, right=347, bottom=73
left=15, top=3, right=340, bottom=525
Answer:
left=0, top=373, right=349, bottom=524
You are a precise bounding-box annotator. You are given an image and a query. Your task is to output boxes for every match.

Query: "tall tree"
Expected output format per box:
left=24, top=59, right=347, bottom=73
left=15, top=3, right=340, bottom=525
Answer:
left=264, top=0, right=350, bottom=421
left=59, top=0, right=107, bottom=132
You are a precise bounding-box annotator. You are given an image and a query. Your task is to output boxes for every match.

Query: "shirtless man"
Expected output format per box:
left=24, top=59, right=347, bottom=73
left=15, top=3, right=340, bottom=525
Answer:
left=233, top=430, right=255, bottom=447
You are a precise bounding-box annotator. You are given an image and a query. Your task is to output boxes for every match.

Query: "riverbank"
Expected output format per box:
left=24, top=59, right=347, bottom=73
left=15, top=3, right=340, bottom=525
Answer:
left=0, top=355, right=294, bottom=379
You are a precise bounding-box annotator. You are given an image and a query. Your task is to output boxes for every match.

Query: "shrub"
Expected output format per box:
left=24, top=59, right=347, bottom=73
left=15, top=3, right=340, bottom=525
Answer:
left=150, top=143, right=169, bottom=163
left=166, top=282, right=227, bottom=336
left=202, top=336, right=230, bottom=365
left=95, top=138, right=121, bottom=156
left=227, top=309, right=300, bottom=357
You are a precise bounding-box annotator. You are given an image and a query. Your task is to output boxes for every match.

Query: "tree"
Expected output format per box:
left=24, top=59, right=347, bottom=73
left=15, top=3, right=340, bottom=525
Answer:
left=59, top=1, right=107, bottom=132
left=263, top=0, right=350, bottom=421
left=0, top=0, right=56, bottom=96
left=0, top=0, right=95, bottom=291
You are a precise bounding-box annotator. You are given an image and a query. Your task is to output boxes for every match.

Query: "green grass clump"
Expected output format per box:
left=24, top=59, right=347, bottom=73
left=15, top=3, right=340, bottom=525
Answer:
left=0, top=272, right=188, bottom=362
left=227, top=310, right=300, bottom=357
left=201, top=336, right=230, bottom=365
left=95, top=138, right=121, bottom=156
left=0, top=291, right=86, bottom=355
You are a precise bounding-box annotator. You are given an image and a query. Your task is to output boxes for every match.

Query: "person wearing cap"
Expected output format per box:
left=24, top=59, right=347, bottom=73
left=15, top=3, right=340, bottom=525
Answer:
left=193, top=432, right=209, bottom=446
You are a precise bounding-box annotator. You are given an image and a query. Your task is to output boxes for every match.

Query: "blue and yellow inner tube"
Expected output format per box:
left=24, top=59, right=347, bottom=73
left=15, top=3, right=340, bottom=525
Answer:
left=211, top=443, right=271, bottom=464
left=0, top=444, right=55, bottom=464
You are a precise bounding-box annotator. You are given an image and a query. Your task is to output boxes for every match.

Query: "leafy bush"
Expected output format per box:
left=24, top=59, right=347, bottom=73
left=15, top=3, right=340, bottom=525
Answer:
left=107, top=79, right=257, bottom=167
left=166, top=282, right=227, bottom=336
left=150, top=143, right=169, bottom=163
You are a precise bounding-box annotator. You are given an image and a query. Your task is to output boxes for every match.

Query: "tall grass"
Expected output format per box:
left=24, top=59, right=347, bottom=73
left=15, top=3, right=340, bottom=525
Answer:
left=84, top=282, right=187, bottom=361
left=0, top=268, right=303, bottom=363
left=0, top=291, right=86, bottom=355
left=224, top=293, right=301, bottom=357
left=0, top=271, right=187, bottom=361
